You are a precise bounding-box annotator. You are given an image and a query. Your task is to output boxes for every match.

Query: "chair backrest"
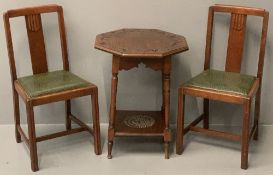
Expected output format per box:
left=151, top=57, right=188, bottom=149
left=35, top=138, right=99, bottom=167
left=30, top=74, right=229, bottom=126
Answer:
left=204, top=4, right=269, bottom=80
left=3, top=4, right=69, bottom=82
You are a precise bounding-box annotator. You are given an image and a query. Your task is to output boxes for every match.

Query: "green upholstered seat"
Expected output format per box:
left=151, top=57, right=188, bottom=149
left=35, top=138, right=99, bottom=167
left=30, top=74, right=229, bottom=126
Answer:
left=17, top=70, right=91, bottom=97
left=184, top=69, right=256, bottom=96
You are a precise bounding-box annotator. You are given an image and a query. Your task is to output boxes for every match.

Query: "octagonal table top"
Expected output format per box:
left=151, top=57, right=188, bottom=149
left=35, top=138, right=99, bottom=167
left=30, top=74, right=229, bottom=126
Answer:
left=94, top=28, right=188, bottom=58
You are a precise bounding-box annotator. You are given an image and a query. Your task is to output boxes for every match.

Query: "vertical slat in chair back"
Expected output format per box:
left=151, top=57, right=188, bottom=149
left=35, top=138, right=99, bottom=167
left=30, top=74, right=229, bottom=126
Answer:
left=25, top=14, right=48, bottom=74
left=3, top=4, right=69, bottom=81
left=204, top=4, right=269, bottom=78
left=225, top=13, right=247, bottom=73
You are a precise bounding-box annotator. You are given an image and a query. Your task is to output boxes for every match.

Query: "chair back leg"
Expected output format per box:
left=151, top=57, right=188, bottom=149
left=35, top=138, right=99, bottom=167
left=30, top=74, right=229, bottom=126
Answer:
left=65, top=100, right=72, bottom=130
left=203, top=99, right=209, bottom=129
left=13, top=90, right=22, bottom=143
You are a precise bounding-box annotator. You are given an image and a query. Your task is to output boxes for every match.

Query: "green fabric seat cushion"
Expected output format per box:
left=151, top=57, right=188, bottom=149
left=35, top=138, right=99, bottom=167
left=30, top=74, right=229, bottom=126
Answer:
left=17, top=70, right=91, bottom=97
left=184, top=69, right=256, bottom=96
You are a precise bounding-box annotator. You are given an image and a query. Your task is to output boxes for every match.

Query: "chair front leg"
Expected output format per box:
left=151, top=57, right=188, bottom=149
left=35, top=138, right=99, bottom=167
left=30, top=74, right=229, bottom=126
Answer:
left=91, top=87, right=101, bottom=155
left=176, top=88, right=185, bottom=155
left=13, top=90, right=21, bottom=143
left=241, top=100, right=251, bottom=169
left=26, top=102, right=39, bottom=172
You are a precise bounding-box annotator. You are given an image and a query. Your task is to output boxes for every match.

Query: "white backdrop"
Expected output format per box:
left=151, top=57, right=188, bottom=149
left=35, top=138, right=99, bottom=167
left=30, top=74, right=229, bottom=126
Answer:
left=0, top=0, right=272, bottom=126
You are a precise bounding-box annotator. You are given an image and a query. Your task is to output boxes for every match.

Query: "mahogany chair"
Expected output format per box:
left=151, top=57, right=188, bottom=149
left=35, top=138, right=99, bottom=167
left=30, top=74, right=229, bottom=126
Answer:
left=3, top=4, right=101, bottom=171
left=176, top=5, right=269, bottom=169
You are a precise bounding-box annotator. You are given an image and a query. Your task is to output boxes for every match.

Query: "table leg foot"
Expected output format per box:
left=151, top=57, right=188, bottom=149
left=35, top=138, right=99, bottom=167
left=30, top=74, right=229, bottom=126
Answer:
left=107, top=141, right=113, bottom=159
left=164, top=142, right=169, bottom=159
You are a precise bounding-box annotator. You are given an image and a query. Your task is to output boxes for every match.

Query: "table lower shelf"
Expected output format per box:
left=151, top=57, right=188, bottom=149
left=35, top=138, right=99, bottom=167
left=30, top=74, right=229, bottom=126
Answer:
left=114, top=110, right=165, bottom=137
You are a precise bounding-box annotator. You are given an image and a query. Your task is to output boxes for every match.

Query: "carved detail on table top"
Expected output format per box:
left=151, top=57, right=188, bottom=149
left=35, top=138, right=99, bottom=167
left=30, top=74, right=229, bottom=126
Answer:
left=95, top=29, right=188, bottom=57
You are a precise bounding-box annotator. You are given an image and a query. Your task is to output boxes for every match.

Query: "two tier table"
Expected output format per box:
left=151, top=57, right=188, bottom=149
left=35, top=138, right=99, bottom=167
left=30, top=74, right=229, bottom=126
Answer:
left=95, top=29, right=188, bottom=159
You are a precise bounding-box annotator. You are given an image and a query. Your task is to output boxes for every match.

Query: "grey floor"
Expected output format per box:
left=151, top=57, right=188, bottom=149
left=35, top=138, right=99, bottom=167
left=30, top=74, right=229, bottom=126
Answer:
left=0, top=125, right=273, bottom=175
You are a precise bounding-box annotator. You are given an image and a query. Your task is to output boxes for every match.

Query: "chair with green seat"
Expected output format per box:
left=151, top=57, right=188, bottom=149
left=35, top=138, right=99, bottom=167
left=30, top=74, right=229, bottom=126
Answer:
left=176, top=4, right=269, bottom=169
left=3, top=4, right=101, bottom=172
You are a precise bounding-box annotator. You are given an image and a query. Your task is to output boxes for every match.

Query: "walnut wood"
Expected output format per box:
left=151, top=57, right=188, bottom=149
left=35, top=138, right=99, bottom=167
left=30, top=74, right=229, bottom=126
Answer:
left=190, top=126, right=241, bottom=141
left=95, top=29, right=188, bottom=159
left=176, top=4, right=269, bottom=169
left=3, top=5, right=101, bottom=171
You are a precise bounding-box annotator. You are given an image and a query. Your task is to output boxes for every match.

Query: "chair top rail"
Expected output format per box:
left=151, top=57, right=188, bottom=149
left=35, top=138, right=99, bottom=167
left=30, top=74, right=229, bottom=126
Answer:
left=5, top=4, right=61, bottom=18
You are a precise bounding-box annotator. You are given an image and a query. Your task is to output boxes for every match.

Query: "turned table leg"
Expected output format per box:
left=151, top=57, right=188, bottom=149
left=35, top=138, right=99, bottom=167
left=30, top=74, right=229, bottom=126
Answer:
left=108, top=56, right=120, bottom=159
left=163, top=57, right=171, bottom=159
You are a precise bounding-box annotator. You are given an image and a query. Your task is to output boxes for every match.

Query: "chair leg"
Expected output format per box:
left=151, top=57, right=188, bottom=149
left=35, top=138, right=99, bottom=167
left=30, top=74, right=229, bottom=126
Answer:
left=107, top=141, right=113, bottom=159
left=65, top=100, right=72, bottom=130
left=26, top=102, right=39, bottom=172
left=253, top=89, right=261, bottom=141
left=203, top=99, right=209, bottom=129
left=241, top=100, right=251, bottom=170
left=176, top=88, right=185, bottom=155
left=108, top=70, right=118, bottom=159
left=13, top=90, right=21, bottom=143
left=91, top=88, right=101, bottom=155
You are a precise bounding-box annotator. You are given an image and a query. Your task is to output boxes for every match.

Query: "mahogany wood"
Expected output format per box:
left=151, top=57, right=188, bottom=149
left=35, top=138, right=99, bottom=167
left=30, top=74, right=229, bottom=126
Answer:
left=3, top=4, right=101, bottom=171
left=95, top=29, right=188, bottom=159
left=176, top=4, right=269, bottom=169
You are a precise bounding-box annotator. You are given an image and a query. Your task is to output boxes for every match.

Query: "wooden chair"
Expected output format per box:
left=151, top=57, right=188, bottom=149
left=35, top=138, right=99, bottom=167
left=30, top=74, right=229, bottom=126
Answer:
left=176, top=4, right=269, bottom=169
left=3, top=4, right=101, bottom=171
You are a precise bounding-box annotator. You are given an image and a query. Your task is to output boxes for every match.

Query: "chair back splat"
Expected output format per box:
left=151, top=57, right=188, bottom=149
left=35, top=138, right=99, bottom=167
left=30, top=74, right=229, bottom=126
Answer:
left=204, top=4, right=269, bottom=78
left=3, top=4, right=69, bottom=78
